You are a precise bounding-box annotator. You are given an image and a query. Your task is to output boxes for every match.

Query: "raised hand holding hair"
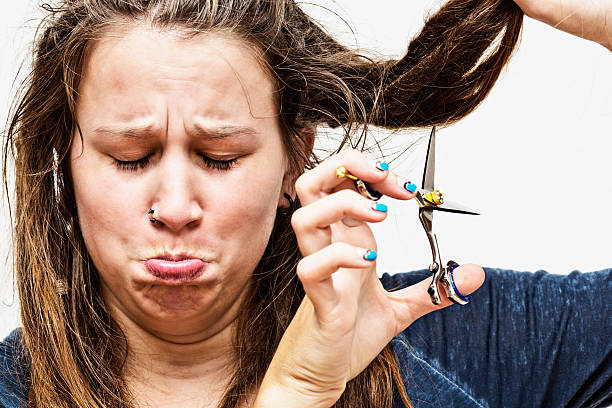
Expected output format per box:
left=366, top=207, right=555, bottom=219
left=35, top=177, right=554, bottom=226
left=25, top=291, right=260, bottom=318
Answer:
left=513, top=0, right=612, bottom=51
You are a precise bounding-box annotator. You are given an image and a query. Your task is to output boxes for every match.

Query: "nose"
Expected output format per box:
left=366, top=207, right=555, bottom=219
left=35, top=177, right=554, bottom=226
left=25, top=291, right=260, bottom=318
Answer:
left=150, top=153, right=203, bottom=232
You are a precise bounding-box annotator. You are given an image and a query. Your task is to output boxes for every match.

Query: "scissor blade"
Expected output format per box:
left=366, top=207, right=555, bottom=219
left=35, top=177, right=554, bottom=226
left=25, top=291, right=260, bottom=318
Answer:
left=422, top=199, right=480, bottom=215
left=418, top=207, right=434, bottom=235
left=422, top=127, right=436, bottom=191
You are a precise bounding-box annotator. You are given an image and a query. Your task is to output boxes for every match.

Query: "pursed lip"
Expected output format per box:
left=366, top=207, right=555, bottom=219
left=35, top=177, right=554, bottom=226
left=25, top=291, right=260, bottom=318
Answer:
left=151, top=253, right=204, bottom=262
left=143, top=253, right=207, bottom=282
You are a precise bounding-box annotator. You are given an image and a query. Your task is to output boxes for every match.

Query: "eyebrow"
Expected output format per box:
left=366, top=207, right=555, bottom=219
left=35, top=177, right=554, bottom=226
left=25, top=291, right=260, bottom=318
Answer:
left=92, top=123, right=258, bottom=141
left=191, top=124, right=258, bottom=140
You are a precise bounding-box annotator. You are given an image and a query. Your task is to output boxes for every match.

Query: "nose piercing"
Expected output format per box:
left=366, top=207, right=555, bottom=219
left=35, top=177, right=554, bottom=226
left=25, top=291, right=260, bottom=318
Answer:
left=148, top=208, right=157, bottom=223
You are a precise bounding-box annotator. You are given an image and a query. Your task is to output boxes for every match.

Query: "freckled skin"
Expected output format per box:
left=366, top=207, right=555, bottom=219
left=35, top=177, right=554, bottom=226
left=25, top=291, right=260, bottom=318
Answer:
left=70, top=26, right=291, bottom=344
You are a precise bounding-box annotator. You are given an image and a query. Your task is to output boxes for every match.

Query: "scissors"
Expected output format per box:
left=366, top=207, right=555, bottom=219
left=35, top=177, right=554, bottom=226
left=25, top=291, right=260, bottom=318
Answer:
left=413, top=126, right=479, bottom=305
left=336, top=126, right=479, bottom=305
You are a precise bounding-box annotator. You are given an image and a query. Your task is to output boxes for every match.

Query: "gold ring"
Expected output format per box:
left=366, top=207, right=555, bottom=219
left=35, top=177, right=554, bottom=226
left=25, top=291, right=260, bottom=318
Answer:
left=335, top=166, right=358, bottom=181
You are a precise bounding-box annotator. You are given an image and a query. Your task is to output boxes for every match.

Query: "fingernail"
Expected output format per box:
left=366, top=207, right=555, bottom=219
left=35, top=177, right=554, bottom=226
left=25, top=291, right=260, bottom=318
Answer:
left=363, top=249, right=377, bottom=261
left=371, top=202, right=387, bottom=212
left=403, top=181, right=417, bottom=193
left=375, top=161, right=389, bottom=171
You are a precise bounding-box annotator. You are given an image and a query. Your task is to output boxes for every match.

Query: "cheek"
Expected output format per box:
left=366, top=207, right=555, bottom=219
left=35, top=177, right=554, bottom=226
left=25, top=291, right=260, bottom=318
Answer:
left=210, top=168, right=281, bottom=254
left=70, top=151, right=146, bottom=270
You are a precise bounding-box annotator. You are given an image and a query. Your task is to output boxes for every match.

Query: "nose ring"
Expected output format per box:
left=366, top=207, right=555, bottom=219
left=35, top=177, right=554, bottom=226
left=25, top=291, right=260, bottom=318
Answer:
left=148, top=208, right=157, bottom=223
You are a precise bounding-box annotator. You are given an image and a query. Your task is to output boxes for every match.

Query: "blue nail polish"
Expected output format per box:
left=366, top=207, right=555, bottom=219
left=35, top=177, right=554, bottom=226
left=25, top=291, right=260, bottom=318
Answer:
left=404, top=182, right=417, bottom=193
left=376, top=161, right=389, bottom=171
left=363, top=250, right=377, bottom=261
left=371, top=202, right=388, bottom=212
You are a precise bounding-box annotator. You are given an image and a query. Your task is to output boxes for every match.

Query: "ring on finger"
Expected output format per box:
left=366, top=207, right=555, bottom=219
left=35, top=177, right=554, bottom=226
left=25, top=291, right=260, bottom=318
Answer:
left=335, top=166, right=383, bottom=201
left=441, top=261, right=473, bottom=305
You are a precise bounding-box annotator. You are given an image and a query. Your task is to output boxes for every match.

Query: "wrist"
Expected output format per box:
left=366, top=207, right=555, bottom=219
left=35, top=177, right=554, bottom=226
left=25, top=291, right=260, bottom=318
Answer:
left=253, top=368, right=344, bottom=408
left=253, top=385, right=333, bottom=408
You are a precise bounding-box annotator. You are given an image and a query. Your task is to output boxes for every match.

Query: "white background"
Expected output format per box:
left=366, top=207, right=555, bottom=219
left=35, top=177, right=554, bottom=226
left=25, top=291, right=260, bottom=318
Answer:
left=1, top=1, right=611, bottom=339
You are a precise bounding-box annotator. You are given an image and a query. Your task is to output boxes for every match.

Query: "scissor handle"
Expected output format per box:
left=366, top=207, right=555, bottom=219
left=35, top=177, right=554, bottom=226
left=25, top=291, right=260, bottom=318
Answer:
left=440, top=261, right=472, bottom=305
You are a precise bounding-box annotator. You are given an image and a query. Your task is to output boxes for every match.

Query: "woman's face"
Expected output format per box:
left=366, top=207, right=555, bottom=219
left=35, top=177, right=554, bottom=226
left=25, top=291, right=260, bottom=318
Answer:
left=70, top=25, right=292, bottom=342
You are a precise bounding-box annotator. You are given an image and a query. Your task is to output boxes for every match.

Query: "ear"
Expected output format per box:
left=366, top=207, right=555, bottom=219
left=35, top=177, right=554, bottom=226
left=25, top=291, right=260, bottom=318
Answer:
left=278, top=126, right=316, bottom=208
left=300, top=126, right=315, bottom=159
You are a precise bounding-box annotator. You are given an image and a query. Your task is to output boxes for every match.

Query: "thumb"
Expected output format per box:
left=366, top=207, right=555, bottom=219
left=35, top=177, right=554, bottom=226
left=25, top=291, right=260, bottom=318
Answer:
left=389, top=263, right=485, bottom=332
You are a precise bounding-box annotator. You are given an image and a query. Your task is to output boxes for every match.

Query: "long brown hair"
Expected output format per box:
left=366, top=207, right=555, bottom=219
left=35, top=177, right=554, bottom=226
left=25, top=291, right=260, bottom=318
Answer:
left=3, top=0, right=523, bottom=407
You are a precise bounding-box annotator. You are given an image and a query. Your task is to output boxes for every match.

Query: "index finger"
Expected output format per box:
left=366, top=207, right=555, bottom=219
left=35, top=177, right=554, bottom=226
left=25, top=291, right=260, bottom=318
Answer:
left=295, top=149, right=417, bottom=207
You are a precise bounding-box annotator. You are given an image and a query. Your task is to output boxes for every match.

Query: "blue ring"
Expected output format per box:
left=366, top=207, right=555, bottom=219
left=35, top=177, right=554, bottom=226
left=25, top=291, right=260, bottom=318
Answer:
left=448, top=262, right=472, bottom=303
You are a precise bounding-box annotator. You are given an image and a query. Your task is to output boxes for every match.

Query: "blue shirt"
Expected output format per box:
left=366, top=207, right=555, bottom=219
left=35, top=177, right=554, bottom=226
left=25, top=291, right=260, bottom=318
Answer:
left=2, top=267, right=611, bottom=407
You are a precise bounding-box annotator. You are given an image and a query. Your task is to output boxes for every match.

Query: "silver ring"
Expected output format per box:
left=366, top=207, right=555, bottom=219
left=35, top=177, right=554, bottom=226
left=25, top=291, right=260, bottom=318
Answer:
left=442, top=261, right=473, bottom=305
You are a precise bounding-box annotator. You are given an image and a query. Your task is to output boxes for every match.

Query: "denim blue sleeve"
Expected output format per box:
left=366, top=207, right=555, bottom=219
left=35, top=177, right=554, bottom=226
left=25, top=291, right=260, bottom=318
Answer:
left=0, top=329, right=28, bottom=408
left=382, top=267, right=612, bottom=408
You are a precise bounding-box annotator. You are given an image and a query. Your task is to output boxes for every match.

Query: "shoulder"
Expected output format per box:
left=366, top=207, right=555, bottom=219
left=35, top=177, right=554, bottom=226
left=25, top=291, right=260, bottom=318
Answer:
left=388, top=331, right=487, bottom=407
left=381, top=267, right=612, bottom=408
left=380, top=266, right=612, bottom=293
left=381, top=270, right=487, bottom=407
left=381, top=266, right=612, bottom=342
left=0, top=328, right=29, bottom=408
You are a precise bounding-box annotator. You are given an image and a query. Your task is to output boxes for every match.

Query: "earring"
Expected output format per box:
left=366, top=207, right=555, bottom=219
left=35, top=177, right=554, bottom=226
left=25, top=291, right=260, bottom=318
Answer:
left=280, top=193, right=295, bottom=218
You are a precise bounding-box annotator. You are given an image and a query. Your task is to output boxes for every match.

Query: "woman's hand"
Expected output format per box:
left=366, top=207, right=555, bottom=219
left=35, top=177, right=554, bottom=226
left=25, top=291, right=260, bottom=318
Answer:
left=513, top=0, right=612, bottom=51
left=254, top=149, right=485, bottom=408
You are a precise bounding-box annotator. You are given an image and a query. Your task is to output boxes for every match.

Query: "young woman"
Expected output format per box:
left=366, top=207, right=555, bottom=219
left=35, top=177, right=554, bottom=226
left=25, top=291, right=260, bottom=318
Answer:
left=1, top=0, right=610, bottom=407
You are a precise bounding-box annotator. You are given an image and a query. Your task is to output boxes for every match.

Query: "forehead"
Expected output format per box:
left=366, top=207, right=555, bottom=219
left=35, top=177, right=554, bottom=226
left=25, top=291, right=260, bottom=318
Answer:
left=77, top=24, right=279, bottom=127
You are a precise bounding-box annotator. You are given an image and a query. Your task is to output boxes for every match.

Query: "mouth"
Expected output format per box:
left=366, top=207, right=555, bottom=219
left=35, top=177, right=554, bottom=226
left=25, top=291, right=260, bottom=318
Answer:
left=144, top=254, right=208, bottom=282
left=156, top=253, right=199, bottom=262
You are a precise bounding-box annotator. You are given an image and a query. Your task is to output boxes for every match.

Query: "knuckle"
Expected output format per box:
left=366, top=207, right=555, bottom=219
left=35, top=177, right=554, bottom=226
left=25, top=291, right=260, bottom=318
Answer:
left=295, top=259, right=308, bottom=280
left=293, top=171, right=311, bottom=196
left=289, top=207, right=307, bottom=231
left=295, top=258, right=314, bottom=281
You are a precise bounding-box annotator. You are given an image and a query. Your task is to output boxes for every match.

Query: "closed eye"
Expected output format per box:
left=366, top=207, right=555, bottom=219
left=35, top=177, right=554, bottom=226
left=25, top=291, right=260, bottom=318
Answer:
left=198, top=154, right=238, bottom=171
left=113, top=154, right=239, bottom=172
left=114, top=154, right=153, bottom=172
